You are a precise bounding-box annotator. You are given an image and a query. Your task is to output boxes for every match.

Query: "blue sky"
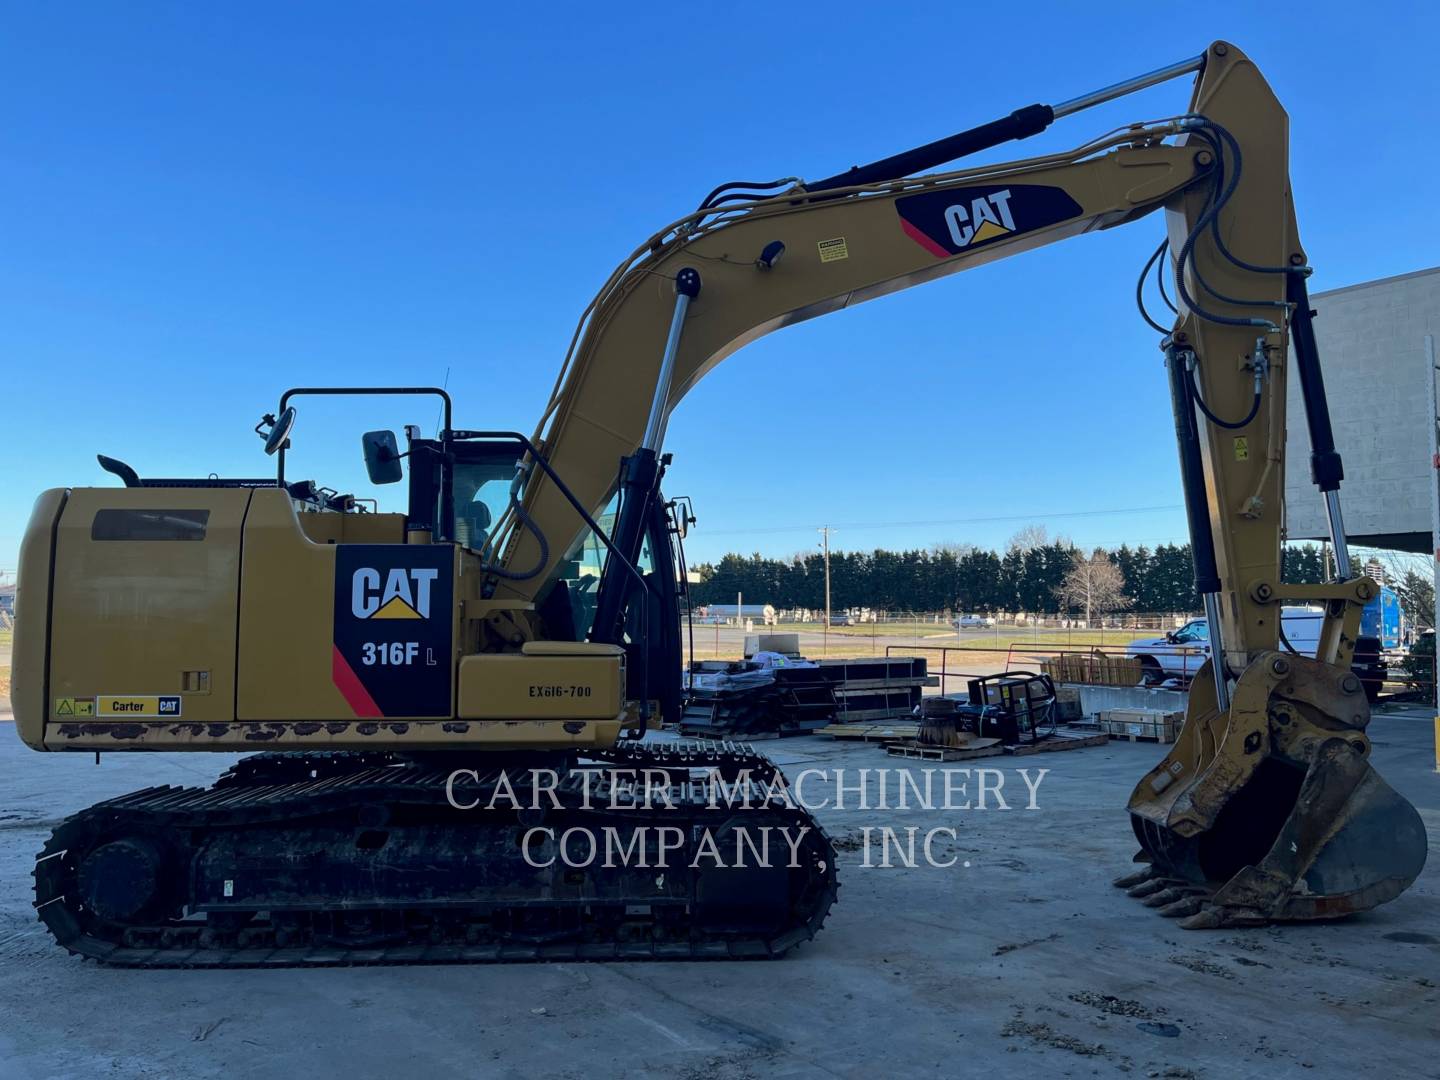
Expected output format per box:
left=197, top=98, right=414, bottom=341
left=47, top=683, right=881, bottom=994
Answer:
left=3, top=2, right=1437, bottom=580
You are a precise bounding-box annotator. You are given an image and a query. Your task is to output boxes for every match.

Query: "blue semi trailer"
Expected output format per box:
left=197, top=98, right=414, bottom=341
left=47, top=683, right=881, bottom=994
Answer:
left=1362, top=586, right=1402, bottom=651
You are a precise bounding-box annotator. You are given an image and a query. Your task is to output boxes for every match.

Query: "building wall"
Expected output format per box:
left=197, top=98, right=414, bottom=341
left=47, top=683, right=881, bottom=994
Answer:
left=1283, top=266, right=1440, bottom=552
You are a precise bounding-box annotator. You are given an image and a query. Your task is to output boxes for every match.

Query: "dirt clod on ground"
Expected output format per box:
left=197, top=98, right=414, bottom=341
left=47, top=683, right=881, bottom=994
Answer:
left=1069, top=991, right=1165, bottom=1020
left=993, top=932, right=1059, bottom=956
left=1167, top=953, right=1236, bottom=980
left=1219, top=935, right=1265, bottom=953
left=1001, top=1016, right=1107, bottom=1057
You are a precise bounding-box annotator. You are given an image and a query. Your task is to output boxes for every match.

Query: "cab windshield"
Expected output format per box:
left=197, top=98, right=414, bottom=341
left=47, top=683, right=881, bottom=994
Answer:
left=1172, top=620, right=1209, bottom=643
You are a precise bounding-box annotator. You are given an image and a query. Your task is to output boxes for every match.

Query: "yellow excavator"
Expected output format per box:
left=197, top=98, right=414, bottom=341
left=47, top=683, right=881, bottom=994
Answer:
left=12, top=41, right=1427, bottom=965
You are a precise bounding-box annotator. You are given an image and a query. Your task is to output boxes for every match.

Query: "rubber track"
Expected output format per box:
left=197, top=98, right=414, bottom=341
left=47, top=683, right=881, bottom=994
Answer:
left=34, top=740, right=838, bottom=968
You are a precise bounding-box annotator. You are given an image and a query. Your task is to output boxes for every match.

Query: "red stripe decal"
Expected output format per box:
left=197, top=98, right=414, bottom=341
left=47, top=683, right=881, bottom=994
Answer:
left=900, top=217, right=951, bottom=259
left=332, top=645, right=383, bottom=718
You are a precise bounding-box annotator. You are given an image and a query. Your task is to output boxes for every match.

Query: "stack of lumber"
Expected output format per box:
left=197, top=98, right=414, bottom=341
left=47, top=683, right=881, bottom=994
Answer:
left=1040, top=653, right=1143, bottom=687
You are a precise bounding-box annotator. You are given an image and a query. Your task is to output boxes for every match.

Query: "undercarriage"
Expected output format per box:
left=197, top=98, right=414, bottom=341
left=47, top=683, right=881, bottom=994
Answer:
left=35, top=741, right=837, bottom=967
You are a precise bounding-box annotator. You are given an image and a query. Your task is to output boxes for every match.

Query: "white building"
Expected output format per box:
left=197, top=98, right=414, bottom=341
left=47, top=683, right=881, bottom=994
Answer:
left=1284, top=266, right=1440, bottom=554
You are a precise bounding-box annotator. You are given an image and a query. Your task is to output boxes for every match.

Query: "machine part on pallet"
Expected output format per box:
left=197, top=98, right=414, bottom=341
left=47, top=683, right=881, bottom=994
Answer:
left=33, top=742, right=836, bottom=967
left=915, top=697, right=1001, bottom=752
left=681, top=655, right=931, bottom=738
left=681, top=662, right=837, bottom=738
left=820, top=656, right=931, bottom=722
left=916, top=672, right=1057, bottom=747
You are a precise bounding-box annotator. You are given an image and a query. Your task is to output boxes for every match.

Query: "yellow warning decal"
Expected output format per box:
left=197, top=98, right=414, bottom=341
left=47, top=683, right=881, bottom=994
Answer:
left=54, top=698, right=96, bottom=718
left=371, top=596, right=422, bottom=620
left=96, top=695, right=183, bottom=718
left=817, top=236, right=849, bottom=263
left=1233, top=437, right=1250, bottom=461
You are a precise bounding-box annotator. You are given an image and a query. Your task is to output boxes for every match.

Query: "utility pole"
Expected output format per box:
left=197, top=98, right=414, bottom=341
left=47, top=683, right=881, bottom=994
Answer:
left=819, top=526, right=833, bottom=658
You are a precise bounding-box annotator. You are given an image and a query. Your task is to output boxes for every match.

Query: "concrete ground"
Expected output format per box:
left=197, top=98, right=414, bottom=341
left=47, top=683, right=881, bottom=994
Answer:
left=0, top=710, right=1436, bottom=1079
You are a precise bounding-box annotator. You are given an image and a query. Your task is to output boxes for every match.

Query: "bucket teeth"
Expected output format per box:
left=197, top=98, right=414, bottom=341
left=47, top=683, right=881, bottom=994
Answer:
left=1158, top=896, right=1204, bottom=919
left=1142, top=886, right=1187, bottom=908
left=1113, top=867, right=1155, bottom=889
left=1127, top=878, right=1170, bottom=898
left=1178, top=906, right=1226, bottom=930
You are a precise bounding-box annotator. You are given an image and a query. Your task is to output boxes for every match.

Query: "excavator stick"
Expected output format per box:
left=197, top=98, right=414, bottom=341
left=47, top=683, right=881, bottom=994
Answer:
left=1099, top=41, right=1429, bottom=928
left=1119, top=655, right=1428, bottom=927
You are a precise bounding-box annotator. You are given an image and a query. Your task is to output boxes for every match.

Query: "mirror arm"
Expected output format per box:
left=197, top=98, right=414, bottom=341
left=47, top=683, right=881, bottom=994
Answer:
left=277, top=385, right=452, bottom=487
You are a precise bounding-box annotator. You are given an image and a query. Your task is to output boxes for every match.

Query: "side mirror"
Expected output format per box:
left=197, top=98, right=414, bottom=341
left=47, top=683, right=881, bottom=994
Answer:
left=261, top=407, right=297, bottom=456
left=362, top=430, right=404, bottom=485
left=667, top=497, right=696, bottom=540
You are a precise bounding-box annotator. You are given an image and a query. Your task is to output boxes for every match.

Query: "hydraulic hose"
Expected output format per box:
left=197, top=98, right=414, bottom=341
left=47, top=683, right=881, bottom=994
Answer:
left=477, top=463, right=550, bottom=581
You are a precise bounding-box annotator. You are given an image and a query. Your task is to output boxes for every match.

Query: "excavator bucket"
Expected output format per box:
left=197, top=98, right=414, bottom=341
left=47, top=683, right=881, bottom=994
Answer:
left=1119, top=654, right=1427, bottom=928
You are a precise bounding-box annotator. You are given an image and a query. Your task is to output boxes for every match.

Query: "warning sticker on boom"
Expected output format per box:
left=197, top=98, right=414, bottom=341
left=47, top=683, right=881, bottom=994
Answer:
left=817, top=236, right=849, bottom=263
left=332, top=546, right=454, bottom=718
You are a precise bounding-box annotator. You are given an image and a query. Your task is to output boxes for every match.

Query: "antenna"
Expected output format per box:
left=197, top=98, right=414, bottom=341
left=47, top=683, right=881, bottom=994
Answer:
left=435, top=366, right=451, bottom=436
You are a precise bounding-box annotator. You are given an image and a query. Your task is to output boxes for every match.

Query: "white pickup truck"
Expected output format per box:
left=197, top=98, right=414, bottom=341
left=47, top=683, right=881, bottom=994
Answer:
left=955, top=614, right=996, bottom=629
left=1125, top=617, right=1214, bottom=682
left=1126, top=607, right=1384, bottom=699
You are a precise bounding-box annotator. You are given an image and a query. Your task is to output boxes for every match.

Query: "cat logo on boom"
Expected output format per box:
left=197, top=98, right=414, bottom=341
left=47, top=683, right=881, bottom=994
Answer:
left=943, top=188, right=1015, bottom=248
left=351, top=567, right=439, bottom=620
left=894, top=183, right=1083, bottom=260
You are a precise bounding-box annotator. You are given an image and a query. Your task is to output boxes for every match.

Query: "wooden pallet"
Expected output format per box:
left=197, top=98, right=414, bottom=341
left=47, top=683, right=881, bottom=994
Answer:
left=1099, top=729, right=1176, bottom=745
left=1005, top=730, right=1110, bottom=755
left=885, top=739, right=1004, bottom=761
left=817, top=721, right=920, bottom=742
left=883, top=729, right=1108, bottom=760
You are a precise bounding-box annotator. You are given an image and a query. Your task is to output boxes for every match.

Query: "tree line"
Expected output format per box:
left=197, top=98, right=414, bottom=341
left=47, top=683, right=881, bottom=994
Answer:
left=688, top=538, right=1330, bottom=615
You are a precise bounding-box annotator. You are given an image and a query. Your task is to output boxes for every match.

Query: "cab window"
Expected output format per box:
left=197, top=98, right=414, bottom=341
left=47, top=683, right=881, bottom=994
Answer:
left=449, top=450, right=518, bottom=552
left=548, top=495, right=655, bottom=641
left=551, top=494, right=619, bottom=639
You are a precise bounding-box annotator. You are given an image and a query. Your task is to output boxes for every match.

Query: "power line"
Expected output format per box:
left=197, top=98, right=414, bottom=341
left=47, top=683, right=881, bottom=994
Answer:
left=819, top=525, right=833, bottom=654
left=697, top=503, right=1185, bottom=537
